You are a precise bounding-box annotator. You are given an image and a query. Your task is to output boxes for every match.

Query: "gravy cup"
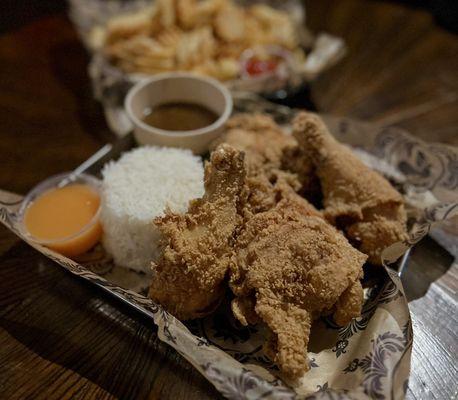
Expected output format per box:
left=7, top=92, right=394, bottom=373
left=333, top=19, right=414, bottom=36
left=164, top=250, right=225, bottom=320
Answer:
left=125, top=72, right=233, bottom=154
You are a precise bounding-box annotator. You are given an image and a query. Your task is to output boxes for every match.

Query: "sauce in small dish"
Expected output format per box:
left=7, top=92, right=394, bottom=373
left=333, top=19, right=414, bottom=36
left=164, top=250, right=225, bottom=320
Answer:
left=143, top=102, right=219, bottom=132
left=240, top=45, right=291, bottom=80
left=245, top=57, right=280, bottom=77
left=19, top=173, right=102, bottom=257
left=124, top=73, right=233, bottom=154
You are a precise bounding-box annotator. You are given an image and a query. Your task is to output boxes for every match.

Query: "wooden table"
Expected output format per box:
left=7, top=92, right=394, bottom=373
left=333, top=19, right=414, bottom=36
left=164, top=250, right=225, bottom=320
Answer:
left=0, top=1, right=456, bottom=399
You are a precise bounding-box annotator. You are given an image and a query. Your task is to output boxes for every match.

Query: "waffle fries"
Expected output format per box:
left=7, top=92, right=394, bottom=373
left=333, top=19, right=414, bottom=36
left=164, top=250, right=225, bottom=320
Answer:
left=98, top=0, right=305, bottom=80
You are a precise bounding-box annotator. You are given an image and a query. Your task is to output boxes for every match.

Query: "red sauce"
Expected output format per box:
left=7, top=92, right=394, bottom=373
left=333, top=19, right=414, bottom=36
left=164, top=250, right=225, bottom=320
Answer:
left=245, top=57, right=279, bottom=76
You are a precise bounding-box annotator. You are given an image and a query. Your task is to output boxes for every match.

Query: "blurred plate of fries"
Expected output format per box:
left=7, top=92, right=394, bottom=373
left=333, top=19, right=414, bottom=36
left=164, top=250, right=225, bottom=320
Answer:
left=69, top=0, right=345, bottom=133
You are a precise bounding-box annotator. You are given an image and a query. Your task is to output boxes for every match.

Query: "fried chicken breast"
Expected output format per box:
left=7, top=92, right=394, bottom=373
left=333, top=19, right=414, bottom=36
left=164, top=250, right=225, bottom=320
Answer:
left=149, top=144, right=245, bottom=319
left=230, top=200, right=366, bottom=380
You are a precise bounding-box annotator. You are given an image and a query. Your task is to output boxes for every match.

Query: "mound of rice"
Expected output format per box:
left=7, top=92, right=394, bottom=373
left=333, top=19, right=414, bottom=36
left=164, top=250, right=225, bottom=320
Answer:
left=100, top=146, right=204, bottom=273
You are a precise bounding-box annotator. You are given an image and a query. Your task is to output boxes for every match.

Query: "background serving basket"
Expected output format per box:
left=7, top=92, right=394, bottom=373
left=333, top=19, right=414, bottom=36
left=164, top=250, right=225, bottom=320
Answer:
left=68, top=0, right=346, bottom=135
left=1, top=102, right=457, bottom=399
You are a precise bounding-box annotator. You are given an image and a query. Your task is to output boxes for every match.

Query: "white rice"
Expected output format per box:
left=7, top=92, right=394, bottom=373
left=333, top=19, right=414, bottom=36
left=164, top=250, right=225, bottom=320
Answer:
left=100, top=146, right=204, bottom=273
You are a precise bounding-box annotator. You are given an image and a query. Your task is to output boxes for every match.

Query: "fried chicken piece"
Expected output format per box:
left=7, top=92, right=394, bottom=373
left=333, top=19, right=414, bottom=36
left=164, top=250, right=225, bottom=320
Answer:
left=333, top=279, right=364, bottom=326
left=292, top=112, right=408, bottom=265
left=230, top=200, right=366, bottom=380
left=273, top=176, right=323, bottom=218
left=149, top=144, right=245, bottom=319
left=220, top=113, right=296, bottom=171
left=281, top=144, right=322, bottom=207
left=213, top=114, right=301, bottom=215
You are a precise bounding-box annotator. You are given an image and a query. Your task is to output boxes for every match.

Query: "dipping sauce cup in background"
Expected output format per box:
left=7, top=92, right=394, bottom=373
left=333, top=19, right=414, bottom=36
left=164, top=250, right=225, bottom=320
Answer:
left=17, top=173, right=103, bottom=258
left=124, top=72, right=233, bottom=154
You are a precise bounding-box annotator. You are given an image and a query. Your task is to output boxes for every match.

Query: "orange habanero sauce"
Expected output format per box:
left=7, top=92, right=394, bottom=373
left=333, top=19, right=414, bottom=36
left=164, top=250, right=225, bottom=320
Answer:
left=24, top=184, right=102, bottom=257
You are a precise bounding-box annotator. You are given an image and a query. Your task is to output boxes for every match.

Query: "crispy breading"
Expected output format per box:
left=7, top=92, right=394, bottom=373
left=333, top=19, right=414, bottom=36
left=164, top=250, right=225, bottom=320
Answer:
left=346, top=204, right=408, bottom=265
left=148, top=112, right=409, bottom=380
left=230, top=201, right=366, bottom=380
left=333, top=280, right=364, bottom=326
left=149, top=144, right=245, bottom=319
left=292, top=112, right=408, bottom=265
left=281, top=143, right=322, bottom=206
left=213, top=114, right=301, bottom=215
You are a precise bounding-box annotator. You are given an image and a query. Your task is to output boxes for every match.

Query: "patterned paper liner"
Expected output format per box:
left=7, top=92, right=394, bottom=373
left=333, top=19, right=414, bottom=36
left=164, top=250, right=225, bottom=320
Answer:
left=1, top=111, right=457, bottom=399
left=68, top=0, right=346, bottom=136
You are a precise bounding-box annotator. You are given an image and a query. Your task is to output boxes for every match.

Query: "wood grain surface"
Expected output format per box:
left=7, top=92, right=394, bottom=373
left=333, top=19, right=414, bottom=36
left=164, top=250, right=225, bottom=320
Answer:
left=306, top=0, right=458, bottom=146
left=1, top=1, right=457, bottom=399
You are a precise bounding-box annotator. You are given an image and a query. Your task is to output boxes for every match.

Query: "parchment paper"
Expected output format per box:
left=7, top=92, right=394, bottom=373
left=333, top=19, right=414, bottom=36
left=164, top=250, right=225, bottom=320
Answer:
left=1, top=113, right=456, bottom=400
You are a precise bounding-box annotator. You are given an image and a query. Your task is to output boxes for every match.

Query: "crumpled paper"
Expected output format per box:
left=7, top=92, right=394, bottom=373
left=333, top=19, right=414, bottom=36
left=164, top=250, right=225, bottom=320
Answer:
left=1, top=110, right=456, bottom=399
